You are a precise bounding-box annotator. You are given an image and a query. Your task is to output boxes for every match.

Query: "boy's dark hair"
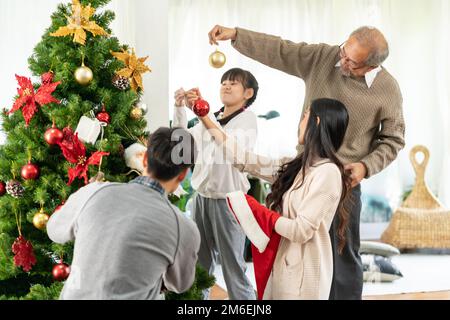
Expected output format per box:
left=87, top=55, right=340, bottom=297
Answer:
left=146, top=127, right=197, bottom=181
left=221, top=68, right=259, bottom=107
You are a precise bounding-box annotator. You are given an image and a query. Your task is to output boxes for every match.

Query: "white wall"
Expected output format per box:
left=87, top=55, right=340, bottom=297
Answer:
left=0, top=0, right=61, bottom=142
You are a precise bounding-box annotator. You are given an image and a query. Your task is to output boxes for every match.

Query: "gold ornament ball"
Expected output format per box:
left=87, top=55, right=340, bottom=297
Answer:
left=209, top=50, right=226, bottom=69
left=130, top=106, right=143, bottom=120
left=33, top=211, right=50, bottom=230
left=75, top=65, right=93, bottom=85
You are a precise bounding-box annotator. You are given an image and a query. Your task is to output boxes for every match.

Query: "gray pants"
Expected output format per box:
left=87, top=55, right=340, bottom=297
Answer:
left=329, top=184, right=363, bottom=300
left=193, top=194, right=256, bottom=300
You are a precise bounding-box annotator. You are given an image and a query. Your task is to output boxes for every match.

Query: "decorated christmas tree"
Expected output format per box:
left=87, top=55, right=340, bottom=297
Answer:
left=0, top=0, right=213, bottom=300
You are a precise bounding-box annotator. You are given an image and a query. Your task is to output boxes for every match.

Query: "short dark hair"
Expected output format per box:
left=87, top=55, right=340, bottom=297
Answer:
left=146, top=127, right=197, bottom=181
left=220, top=68, right=259, bottom=107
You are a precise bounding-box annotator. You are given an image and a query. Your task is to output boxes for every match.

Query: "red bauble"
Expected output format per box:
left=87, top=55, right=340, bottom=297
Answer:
left=97, top=111, right=110, bottom=124
left=41, top=72, right=54, bottom=85
left=45, top=125, right=64, bottom=145
left=0, top=181, right=6, bottom=196
left=96, top=106, right=111, bottom=124
left=54, top=202, right=65, bottom=213
left=193, top=99, right=210, bottom=117
left=52, top=263, right=70, bottom=281
left=21, top=162, right=40, bottom=180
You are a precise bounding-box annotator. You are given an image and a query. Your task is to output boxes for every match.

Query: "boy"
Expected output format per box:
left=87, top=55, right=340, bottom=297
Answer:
left=173, top=68, right=259, bottom=300
left=47, top=127, right=200, bottom=300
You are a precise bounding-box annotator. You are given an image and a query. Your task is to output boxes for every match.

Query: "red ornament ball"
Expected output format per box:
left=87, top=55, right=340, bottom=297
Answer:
left=193, top=99, right=210, bottom=117
left=41, top=72, right=54, bottom=85
left=52, top=263, right=70, bottom=281
left=96, top=105, right=111, bottom=124
left=44, top=125, right=64, bottom=145
left=97, top=111, right=111, bottom=124
left=0, top=181, right=6, bottom=196
left=21, top=162, right=40, bottom=180
left=54, top=202, right=65, bottom=213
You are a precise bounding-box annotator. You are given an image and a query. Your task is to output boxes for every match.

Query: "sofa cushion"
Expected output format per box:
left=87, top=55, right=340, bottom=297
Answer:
left=362, top=254, right=403, bottom=282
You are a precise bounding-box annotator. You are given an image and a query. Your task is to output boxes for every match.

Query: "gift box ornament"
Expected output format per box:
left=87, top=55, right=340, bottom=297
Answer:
left=75, top=112, right=106, bottom=144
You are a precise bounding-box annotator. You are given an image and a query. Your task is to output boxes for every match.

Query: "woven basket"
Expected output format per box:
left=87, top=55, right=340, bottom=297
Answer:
left=381, top=145, right=450, bottom=249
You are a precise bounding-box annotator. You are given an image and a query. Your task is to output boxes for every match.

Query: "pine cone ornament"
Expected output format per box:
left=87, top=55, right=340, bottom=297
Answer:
left=6, top=180, right=25, bottom=198
left=112, top=75, right=130, bottom=91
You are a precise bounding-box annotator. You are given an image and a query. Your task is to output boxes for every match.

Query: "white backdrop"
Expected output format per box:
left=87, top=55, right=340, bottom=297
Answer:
left=169, top=0, right=450, bottom=208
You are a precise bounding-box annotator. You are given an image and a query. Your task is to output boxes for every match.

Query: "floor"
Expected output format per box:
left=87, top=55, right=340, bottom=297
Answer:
left=210, top=253, right=450, bottom=300
left=362, top=254, right=450, bottom=296
left=210, top=285, right=450, bottom=300
left=363, top=291, right=450, bottom=300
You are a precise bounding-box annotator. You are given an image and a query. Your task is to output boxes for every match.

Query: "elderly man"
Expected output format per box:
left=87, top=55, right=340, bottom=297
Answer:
left=208, top=25, right=405, bottom=300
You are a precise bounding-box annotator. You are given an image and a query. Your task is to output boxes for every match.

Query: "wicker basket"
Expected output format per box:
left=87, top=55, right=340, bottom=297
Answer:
left=381, top=145, right=450, bottom=249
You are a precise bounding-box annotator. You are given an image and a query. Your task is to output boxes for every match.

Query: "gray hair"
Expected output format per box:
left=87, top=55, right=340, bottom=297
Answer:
left=350, top=26, right=389, bottom=66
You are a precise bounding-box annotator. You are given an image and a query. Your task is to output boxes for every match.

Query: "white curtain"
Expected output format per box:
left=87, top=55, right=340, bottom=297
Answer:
left=169, top=0, right=450, bottom=205
left=436, top=0, right=450, bottom=207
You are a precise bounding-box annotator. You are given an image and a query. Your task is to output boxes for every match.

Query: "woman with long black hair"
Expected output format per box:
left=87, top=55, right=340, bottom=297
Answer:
left=195, top=98, right=352, bottom=299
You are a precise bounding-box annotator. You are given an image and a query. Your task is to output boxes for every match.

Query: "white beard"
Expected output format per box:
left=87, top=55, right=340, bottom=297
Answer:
left=340, top=66, right=351, bottom=77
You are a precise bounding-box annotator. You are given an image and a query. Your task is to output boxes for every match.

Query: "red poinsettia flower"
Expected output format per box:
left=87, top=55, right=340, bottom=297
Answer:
left=8, top=74, right=60, bottom=126
left=58, top=128, right=109, bottom=185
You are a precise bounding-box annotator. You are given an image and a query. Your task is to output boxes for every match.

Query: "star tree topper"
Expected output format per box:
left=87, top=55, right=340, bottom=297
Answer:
left=50, top=0, right=108, bottom=45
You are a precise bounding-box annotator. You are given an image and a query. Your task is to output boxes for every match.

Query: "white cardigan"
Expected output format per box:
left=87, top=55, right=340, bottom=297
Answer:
left=224, top=138, right=343, bottom=299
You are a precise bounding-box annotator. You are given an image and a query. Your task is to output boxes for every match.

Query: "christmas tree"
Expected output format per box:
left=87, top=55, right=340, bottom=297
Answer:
left=0, top=0, right=214, bottom=300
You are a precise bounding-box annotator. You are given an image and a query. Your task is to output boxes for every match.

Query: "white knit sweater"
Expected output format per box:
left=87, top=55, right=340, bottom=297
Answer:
left=223, top=138, right=342, bottom=299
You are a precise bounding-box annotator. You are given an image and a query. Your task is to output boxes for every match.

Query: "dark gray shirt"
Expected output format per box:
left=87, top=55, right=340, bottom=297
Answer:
left=47, top=178, right=200, bottom=300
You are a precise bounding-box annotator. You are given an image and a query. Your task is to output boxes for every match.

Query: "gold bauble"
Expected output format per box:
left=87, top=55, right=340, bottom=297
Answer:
left=33, top=210, right=50, bottom=230
left=130, top=106, right=143, bottom=120
left=209, top=49, right=226, bottom=69
left=74, top=64, right=93, bottom=86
